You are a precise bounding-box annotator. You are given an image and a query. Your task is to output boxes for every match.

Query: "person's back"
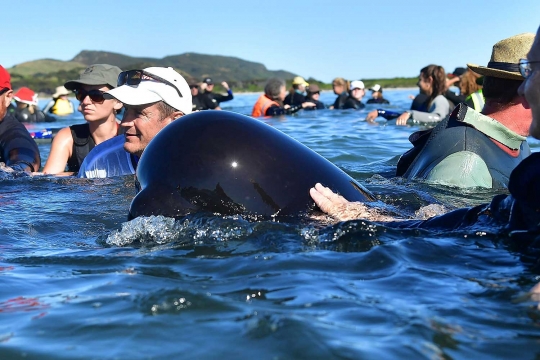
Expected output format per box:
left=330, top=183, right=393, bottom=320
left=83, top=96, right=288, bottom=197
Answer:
left=396, top=33, right=535, bottom=189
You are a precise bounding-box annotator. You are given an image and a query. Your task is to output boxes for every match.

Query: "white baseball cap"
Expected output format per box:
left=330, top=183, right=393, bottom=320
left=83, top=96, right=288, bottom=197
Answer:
left=350, top=80, right=365, bottom=91
left=369, top=84, right=382, bottom=92
left=105, top=67, right=192, bottom=115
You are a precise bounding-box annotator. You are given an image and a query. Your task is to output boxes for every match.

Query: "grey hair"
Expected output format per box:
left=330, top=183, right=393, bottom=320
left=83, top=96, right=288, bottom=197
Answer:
left=156, top=101, right=182, bottom=121
left=264, top=78, right=285, bottom=100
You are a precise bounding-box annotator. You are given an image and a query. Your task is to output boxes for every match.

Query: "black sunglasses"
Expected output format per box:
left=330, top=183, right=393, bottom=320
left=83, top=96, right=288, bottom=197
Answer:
left=118, top=70, right=183, bottom=98
left=519, top=59, right=540, bottom=79
left=189, top=85, right=199, bottom=89
left=0, top=87, right=9, bottom=96
left=75, top=89, right=106, bottom=103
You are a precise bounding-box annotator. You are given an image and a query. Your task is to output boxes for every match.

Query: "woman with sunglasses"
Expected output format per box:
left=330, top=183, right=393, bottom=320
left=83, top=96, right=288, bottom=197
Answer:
left=43, top=64, right=123, bottom=175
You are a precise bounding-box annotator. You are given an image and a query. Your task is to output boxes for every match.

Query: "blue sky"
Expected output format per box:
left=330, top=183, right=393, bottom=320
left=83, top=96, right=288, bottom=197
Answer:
left=3, top=0, right=540, bottom=83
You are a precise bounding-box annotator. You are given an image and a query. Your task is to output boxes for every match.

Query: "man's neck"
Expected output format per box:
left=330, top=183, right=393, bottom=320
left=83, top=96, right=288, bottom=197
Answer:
left=482, top=102, right=531, bottom=137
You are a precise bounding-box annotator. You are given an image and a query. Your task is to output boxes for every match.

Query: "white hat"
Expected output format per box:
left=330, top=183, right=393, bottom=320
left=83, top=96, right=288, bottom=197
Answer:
left=350, top=80, right=365, bottom=90
left=369, top=84, right=381, bottom=92
left=105, top=67, right=192, bottom=115
left=52, top=85, right=71, bottom=98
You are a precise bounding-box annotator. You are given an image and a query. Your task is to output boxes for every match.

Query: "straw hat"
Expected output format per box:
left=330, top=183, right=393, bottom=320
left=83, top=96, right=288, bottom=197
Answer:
left=467, top=33, right=535, bottom=80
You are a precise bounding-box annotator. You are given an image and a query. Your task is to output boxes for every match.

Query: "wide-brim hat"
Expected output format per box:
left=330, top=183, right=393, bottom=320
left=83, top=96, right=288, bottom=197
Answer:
left=52, top=85, right=71, bottom=98
left=467, top=33, right=535, bottom=80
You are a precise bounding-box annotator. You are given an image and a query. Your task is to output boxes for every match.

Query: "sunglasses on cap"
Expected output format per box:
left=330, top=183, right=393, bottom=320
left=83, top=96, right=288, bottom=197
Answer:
left=519, top=59, right=540, bottom=79
left=118, top=70, right=183, bottom=98
left=75, top=89, right=106, bottom=103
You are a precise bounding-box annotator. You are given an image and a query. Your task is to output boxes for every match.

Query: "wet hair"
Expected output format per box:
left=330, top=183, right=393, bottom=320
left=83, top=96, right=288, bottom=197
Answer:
left=157, top=101, right=180, bottom=120
left=265, top=78, right=285, bottom=101
left=482, top=76, right=523, bottom=107
left=332, top=77, right=349, bottom=92
left=420, top=64, right=446, bottom=106
left=459, top=70, right=482, bottom=98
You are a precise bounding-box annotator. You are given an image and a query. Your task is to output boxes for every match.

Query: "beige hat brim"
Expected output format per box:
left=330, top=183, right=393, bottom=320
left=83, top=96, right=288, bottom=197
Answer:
left=467, top=63, right=523, bottom=81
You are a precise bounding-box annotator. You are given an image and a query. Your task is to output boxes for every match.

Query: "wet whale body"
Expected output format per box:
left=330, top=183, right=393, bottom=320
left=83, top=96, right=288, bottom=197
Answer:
left=128, top=111, right=375, bottom=220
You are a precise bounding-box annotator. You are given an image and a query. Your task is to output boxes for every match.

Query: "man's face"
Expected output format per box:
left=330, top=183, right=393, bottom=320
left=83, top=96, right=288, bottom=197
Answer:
left=519, top=34, right=540, bottom=139
left=0, top=88, right=13, bottom=119
left=121, top=102, right=173, bottom=157
left=206, top=83, right=214, bottom=92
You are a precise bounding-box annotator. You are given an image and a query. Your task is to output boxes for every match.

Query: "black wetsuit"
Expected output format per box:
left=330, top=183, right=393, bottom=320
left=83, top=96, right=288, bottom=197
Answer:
left=367, top=98, right=390, bottom=104
left=387, top=153, right=540, bottom=241
left=304, top=97, right=326, bottom=110
left=411, top=93, right=429, bottom=111
left=0, top=113, right=40, bottom=171
left=67, top=124, right=96, bottom=173
left=192, top=94, right=216, bottom=111
left=444, top=90, right=466, bottom=109
left=343, top=96, right=365, bottom=110
left=265, top=104, right=303, bottom=116
left=201, top=90, right=234, bottom=108
left=8, top=105, right=55, bottom=123
left=332, top=92, right=348, bottom=109
left=284, top=92, right=306, bottom=107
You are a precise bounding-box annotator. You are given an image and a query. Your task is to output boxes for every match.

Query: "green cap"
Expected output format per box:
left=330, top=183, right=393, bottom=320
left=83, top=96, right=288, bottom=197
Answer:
left=64, top=64, right=122, bottom=90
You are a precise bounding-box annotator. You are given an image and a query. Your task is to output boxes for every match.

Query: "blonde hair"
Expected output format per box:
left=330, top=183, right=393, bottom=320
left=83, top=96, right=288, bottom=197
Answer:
left=332, top=77, right=349, bottom=90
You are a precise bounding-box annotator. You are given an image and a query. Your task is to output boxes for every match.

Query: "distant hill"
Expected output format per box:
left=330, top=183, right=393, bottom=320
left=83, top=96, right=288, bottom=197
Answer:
left=6, top=50, right=419, bottom=94
left=9, top=59, right=86, bottom=77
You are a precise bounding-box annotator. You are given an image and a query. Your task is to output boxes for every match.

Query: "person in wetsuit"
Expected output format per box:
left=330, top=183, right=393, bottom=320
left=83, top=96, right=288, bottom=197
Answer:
left=342, top=80, right=366, bottom=110
left=366, top=65, right=450, bottom=125
left=304, top=84, right=326, bottom=110
left=8, top=87, right=55, bottom=123
left=43, top=64, right=123, bottom=175
left=284, top=76, right=309, bottom=106
left=190, top=82, right=215, bottom=111
left=396, top=32, right=534, bottom=189
left=199, top=77, right=233, bottom=109
left=330, top=77, right=349, bottom=109
left=251, top=78, right=315, bottom=117
left=366, top=84, right=390, bottom=104
left=0, top=65, right=40, bottom=172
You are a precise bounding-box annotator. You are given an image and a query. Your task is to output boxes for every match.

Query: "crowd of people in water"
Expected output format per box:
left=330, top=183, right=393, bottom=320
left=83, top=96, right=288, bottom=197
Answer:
left=1, top=26, right=540, bottom=295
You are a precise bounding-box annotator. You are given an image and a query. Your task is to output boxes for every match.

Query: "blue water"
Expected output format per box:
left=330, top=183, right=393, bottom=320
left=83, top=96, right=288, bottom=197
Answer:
left=2, top=90, right=540, bottom=359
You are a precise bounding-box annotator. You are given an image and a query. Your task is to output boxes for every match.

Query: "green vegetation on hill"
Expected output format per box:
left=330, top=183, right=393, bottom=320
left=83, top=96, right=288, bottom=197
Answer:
left=7, top=50, right=419, bottom=94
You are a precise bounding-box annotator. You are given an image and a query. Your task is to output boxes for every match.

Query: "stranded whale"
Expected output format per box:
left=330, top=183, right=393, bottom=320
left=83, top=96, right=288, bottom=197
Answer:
left=128, top=111, right=375, bottom=220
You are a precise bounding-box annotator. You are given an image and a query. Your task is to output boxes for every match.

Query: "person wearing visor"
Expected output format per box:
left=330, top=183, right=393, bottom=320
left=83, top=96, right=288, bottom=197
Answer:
left=200, top=77, right=233, bottom=109
left=0, top=65, right=40, bottom=172
left=43, top=64, right=123, bottom=175
left=284, top=76, right=309, bottom=107
left=78, top=67, right=192, bottom=178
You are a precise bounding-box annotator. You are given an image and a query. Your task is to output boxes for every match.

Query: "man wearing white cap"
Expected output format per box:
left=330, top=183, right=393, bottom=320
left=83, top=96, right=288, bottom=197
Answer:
left=78, top=67, right=192, bottom=178
left=343, top=80, right=366, bottom=110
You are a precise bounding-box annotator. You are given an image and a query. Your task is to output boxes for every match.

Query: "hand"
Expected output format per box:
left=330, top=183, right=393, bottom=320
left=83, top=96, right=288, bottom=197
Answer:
left=395, top=112, right=411, bottom=126
left=445, top=77, right=460, bottom=88
left=301, top=102, right=316, bottom=108
left=284, top=104, right=291, bottom=110
left=221, top=81, right=230, bottom=90
left=310, top=183, right=394, bottom=222
left=365, top=109, right=379, bottom=122
left=408, top=95, right=415, bottom=100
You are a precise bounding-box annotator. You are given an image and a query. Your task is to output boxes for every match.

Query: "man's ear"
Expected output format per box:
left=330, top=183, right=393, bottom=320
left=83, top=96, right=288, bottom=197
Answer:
left=171, top=111, right=184, bottom=120
left=3, top=90, right=13, bottom=107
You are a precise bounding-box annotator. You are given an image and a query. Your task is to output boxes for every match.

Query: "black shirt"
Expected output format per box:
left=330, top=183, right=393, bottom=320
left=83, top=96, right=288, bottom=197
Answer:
left=332, top=92, right=348, bottom=109
left=367, top=98, right=390, bottom=104
left=284, top=92, right=306, bottom=107
left=343, top=96, right=365, bottom=110
left=0, top=113, right=40, bottom=171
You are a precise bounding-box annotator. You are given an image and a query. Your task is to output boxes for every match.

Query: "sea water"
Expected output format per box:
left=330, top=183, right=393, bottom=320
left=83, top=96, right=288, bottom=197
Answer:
left=1, top=90, right=540, bottom=359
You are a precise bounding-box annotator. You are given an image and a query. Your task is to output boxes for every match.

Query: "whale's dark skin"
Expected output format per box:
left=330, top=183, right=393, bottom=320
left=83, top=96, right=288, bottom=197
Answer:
left=128, top=111, right=375, bottom=220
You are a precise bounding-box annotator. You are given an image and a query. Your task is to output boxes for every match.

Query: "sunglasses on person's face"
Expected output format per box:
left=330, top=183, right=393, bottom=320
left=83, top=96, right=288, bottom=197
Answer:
left=189, top=85, right=199, bottom=89
left=0, top=87, right=9, bottom=96
left=75, top=89, right=106, bottom=103
left=118, top=70, right=183, bottom=98
left=519, top=59, right=540, bottom=79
